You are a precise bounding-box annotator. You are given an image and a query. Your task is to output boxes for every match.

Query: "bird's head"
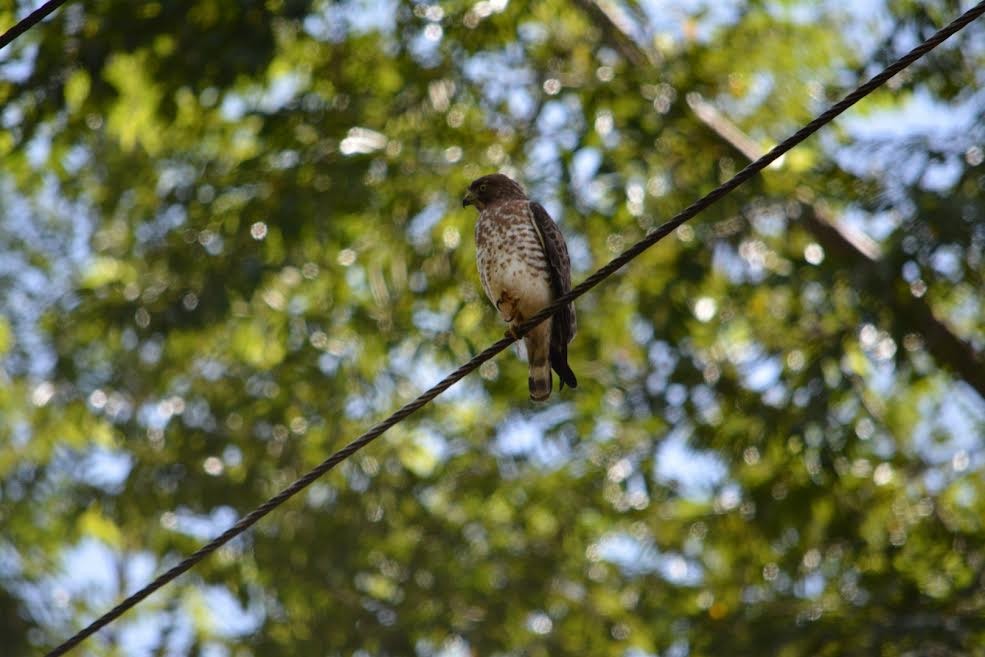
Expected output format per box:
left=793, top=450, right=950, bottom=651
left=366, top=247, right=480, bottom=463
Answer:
left=462, top=173, right=527, bottom=211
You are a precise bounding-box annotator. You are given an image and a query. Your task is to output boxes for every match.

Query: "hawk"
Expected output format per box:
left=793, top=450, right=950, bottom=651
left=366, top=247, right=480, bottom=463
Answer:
left=462, top=173, right=577, bottom=401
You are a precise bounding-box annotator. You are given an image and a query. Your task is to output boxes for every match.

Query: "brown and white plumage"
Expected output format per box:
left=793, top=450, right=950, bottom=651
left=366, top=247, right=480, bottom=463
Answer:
left=462, top=173, right=577, bottom=401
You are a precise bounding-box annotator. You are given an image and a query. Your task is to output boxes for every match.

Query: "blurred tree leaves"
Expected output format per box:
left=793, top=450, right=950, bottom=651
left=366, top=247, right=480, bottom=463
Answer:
left=1, top=1, right=984, bottom=656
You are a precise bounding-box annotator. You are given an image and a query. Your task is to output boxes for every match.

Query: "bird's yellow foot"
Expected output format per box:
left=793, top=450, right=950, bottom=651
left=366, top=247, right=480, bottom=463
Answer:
left=496, top=298, right=517, bottom=323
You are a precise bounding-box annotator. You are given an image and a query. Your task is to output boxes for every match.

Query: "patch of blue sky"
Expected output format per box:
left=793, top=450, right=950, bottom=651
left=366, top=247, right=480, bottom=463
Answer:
left=463, top=47, right=537, bottom=124
left=598, top=532, right=704, bottom=584
left=507, top=88, right=538, bottom=123
left=637, top=0, right=744, bottom=44
left=345, top=391, right=374, bottom=420
left=259, top=73, right=306, bottom=113
left=565, top=233, right=594, bottom=274
left=769, top=0, right=894, bottom=58
left=412, top=307, right=452, bottom=333
left=122, top=552, right=158, bottom=597
left=631, top=315, right=656, bottom=346
left=832, top=87, right=984, bottom=197
left=656, top=551, right=704, bottom=585
left=795, top=571, right=826, bottom=599
left=318, top=350, right=342, bottom=376
left=57, top=538, right=119, bottom=607
left=828, top=0, right=894, bottom=51
left=1, top=101, right=22, bottom=131
left=0, top=542, right=22, bottom=577
left=742, top=355, right=783, bottom=393
left=25, top=123, right=51, bottom=168
left=949, top=297, right=984, bottom=340
left=77, top=446, right=134, bottom=493
left=712, top=241, right=761, bottom=285
left=136, top=203, right=187, bottom=247
left=61, top=143, right=89, bottom=174
left=492, top=417, right=535, bottom=457
left=111, top=581, right=259, bottom=656
left=716, top=72, right=775, bottom=120
left=929, top=243, right=964, bottom=281
left=1, top=256, right=43, bottom=297
left=155, top=160, right=198, bottom=195
left=838, top=205, right=900, bottom=242
left=235, top=74, right=306, bottom=120
left=202, top=584, right=263, bottom=637
left=138, top=399, right=173, bottom=431
left=464, top=45, right=532, bottom=89
left=0, top=40, right=37, bottom=81
left=525, top=138, right=561, bottom=188
left=919, top=157, right=966, bottom=193
left=218, top=71, right=307, bottom=123
left=760, top=380, right=788, bottom=408
left=0, top=179, right=92, bottom=377
left=749, top=202, right=787, bottom=238
left=525, top=101, right=585, bottom=210
left=170, top=505, right=240, bottom=541
left=386, top=336, right=424, bottom=372
left=537, top=98, right=584, bottom=149
left=409, top=26, right=445, bottom=68
left=864, top=353, right=908, bottom=401
left=691, top=384, right=722, bottom=423
left=517, top=20, right=548, bottom=45
left=396, top=349, right=484, bottom=404
left=596, top=532, right=661, bottom=575
left=911, top=383, right=985, bottom=465
left=765, top=0, right=827, bottom=24
left=646, top=341, right=678, bottom=395
left=14, top=544, right=143, bottom=646
left=376, top=341, right=454, bottom=412
left=401, top=301, right=504, bottom=400
left=637, top=0, right=890, bottom=63
left=407, top=199, right=447, bottom=249
left=302, top=12, right=346, bottom=43
left=571, top=147, right=601, bottom=188
left=653, top=428, right=728, bottom=498
left=410, top=425, right=452, bottom=461
left=219, top=93, right=248, bottom=121
left=303, top=0, right=397, bottom=42
left=492, top=404, right=576, bottom=464
left=845, top=87, right=983, bottom=142
left=433, top=635, right=472, bottom=657
left=118, top=611, right=189, bottom=657
left=7, top=422, right=36, bottom=458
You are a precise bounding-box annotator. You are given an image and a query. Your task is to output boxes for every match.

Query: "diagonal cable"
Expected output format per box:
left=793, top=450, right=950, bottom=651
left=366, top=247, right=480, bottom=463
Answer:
left=0, top=0, right=72, bottom=50
left=45, top=2, right=985, bottom=655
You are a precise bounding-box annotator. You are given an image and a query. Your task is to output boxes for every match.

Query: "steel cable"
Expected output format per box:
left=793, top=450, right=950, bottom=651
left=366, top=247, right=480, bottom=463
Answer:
left=0, top=0, right=71, bottom=50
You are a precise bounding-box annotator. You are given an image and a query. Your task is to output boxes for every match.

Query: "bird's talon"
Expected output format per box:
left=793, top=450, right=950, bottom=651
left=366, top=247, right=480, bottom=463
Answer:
left=496, top=299, right=516, bottom=323
left=505, top=326, right=520, bottom=340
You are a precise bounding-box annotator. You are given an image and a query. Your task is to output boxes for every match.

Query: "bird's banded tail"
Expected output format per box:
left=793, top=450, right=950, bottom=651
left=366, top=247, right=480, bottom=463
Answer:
left=528, top=359, right=552, bottom=402
left=525, top=325, right=553, bottom=402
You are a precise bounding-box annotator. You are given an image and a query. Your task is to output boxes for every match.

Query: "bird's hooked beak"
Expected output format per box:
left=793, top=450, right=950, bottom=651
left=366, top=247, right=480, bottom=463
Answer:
left=462, top=189, right=476, bottom=208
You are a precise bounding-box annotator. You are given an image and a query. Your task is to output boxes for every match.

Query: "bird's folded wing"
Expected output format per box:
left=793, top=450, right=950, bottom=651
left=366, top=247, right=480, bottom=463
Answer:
left=528, top=202, right=576, bottom=342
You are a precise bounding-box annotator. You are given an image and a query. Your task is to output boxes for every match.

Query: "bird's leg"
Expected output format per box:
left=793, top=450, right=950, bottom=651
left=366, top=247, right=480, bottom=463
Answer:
left=496, top=295, right=518, bottom=323
left=496, top=296, right=523, bottom=341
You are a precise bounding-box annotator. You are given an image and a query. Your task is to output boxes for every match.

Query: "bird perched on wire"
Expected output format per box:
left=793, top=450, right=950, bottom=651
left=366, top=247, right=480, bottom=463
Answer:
left=462, top=173, right=577, bottom=401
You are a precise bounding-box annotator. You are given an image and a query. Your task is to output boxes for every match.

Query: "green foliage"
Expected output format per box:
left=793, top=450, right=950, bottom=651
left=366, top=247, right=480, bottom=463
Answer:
left=1, top=1, right=983, bottom=656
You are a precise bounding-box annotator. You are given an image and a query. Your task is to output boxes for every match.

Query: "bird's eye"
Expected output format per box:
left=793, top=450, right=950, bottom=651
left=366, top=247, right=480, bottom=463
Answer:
left=479, top=182, right=487, bottom=193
